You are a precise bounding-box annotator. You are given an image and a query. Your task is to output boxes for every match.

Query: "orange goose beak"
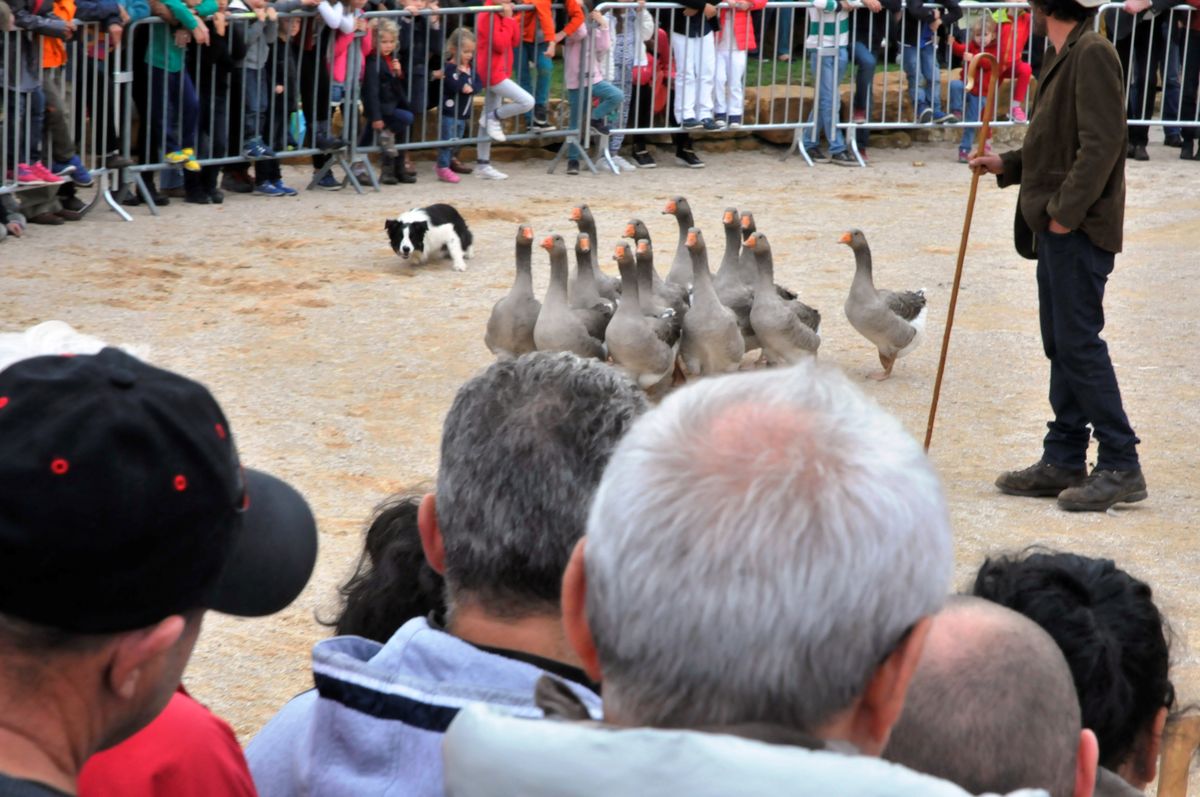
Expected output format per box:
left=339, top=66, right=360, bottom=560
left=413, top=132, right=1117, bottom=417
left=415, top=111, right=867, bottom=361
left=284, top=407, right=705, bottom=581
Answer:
left=664, top=200, right=676, bottom=215
left=839, top=232, right=853, bottom=245
left=744, top=233, right=758, bottom=247
left=540, top=236, right=555, bottom=250
left=569, top=207, right=582, bottom=222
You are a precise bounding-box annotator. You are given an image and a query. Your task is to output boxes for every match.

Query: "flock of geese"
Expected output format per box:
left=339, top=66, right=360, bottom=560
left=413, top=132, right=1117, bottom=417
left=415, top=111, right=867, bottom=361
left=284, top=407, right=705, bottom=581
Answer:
left=484, top=199, right=928, bottom=393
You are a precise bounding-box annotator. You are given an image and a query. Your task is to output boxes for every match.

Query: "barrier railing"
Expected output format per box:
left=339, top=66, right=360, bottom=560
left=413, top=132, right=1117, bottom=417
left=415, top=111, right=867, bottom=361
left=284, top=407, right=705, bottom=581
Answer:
left=4, top=0, right=1194, bottom=220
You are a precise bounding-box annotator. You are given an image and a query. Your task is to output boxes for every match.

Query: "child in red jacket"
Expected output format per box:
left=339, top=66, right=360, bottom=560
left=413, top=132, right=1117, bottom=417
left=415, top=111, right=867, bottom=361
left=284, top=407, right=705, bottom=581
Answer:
left=988, top=7, right=1031, bottom=122
left=474, top=0, right=534, bottom=179
left=949, top=14, right=997, bottom=162
left=714, top=0, right=766, bottom=127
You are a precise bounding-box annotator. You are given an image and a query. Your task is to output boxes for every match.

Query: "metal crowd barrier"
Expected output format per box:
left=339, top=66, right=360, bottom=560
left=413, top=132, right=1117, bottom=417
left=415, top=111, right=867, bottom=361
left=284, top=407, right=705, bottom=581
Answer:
left=4, top=0, right=1194, bottom=216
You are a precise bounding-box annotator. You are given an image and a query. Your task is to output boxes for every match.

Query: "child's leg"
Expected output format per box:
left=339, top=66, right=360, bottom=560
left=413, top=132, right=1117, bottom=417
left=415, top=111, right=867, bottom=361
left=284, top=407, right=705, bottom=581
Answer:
left=922, top=45, right=942, bottom=114
left=1013, top=60, right=1032, bottom=104
left=670, top=32, right=693, bottom=121
left=477, top=88, right=502, bottom=162
left=534, top=43, right=553, bottom=112
left=492, top=79, right=535, bottom=121
left=697, top=33, right=716, bottom=121
left=851, top=41, right=876, bottom=115
left=961, top=92, right=980, bottom=153
left=714, top=46, right=730, bottom=117
left=566, top=87, right=582, bottom=159
left=516, top=39, right=536, bottom=98
left=610, top=63, right=634, bottom=152
left=901, top=46, right=921, bottom=115
left=244, top=68, right=264, bottom=144
left=592, top=81, right=624, bottom=122
left=949, top=78, right=964, bottom=116
left=729, top=49, right=747, bottom=120
left=827, top=47, right=848, bottom=152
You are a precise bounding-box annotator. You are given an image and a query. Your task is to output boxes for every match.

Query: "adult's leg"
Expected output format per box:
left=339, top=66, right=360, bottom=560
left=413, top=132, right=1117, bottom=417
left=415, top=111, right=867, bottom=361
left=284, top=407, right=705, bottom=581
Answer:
left=774, top=1, right=793, bottom=58
left=1180, top=34, right=1200, bottom=154
left=922, top=44, right=942, bottom=115
left=1126, top=20, right=1157, bottom=146
left=1038, top=230, right=1140, bottom=470
left=827, top=48, right=848, bottom=152
left=179, top=71, right=201, bottom=151
left=901, top=45, right=921, bottom=118
left=852, top=40, right=876, bottom=115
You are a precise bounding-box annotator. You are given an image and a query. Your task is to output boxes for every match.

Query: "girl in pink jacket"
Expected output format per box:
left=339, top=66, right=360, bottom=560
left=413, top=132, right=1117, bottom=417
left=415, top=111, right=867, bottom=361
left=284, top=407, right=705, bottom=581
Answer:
left=473, top=0, right=534, bottom=179
left=714, top=0, right=766, bottom=127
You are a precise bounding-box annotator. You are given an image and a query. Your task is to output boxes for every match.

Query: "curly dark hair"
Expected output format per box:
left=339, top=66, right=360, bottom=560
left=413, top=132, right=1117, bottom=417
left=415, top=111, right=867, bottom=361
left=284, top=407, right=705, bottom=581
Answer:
left=972, top=548, right=1174, bottom=771
left=1028, top=0, right=1094, bottom=24
left=324, top=491, right=446, bottom=643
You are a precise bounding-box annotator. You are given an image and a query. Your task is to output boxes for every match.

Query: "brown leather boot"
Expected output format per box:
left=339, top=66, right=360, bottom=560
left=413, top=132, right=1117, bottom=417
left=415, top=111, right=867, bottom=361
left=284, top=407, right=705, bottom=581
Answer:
left=995, top=461, right=1086, bottom=497
left=1057, top=468, right=1148, bottom=512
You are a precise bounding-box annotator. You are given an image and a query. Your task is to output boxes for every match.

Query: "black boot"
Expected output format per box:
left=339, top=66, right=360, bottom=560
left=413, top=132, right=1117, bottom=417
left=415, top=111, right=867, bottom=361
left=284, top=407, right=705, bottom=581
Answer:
left=184, top=171, right=210, bottom=204
left=396, top=157, right=416, bottom=184
left=380, top=153, right=399, bottom=185
left=1181, top=138, right=1195, bottom=160
left=203, top=165, right=224, bottom=203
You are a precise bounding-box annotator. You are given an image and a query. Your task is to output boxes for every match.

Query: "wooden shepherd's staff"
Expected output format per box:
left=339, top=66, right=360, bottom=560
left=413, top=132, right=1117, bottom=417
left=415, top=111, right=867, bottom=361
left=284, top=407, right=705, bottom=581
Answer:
left=924, top=52, right=1002, bottom=452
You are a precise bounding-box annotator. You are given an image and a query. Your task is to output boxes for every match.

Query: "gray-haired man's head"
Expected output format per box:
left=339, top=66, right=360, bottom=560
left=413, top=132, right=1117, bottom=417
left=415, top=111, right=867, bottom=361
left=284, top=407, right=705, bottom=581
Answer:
left=563, top=360, right=952, bottom=753
left=883, top=596, right=1098, bottom=797
left=433, top=351, right=647, bottom=618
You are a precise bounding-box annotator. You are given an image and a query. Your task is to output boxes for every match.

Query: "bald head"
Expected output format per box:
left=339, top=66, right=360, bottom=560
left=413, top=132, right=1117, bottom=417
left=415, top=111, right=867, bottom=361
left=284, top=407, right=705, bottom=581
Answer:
left=884, top=596, right=1088, bottom=797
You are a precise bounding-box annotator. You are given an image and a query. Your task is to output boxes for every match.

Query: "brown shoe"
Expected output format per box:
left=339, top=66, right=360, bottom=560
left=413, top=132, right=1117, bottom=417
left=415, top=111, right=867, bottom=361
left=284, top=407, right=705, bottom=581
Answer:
left=449, top=158, right=473, bottom=175
left=56, top=208, right=83, bottom=222
left=1057, top=468, right=1147, bottom=512
left=995, top=461, right=1086, bottom=497
left=29, top=212, right=65, bottom=225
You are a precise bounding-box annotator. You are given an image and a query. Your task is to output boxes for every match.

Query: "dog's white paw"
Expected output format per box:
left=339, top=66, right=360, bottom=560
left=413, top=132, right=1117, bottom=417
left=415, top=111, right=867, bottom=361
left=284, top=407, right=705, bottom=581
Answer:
left=452, top=262, right=467, bottom=272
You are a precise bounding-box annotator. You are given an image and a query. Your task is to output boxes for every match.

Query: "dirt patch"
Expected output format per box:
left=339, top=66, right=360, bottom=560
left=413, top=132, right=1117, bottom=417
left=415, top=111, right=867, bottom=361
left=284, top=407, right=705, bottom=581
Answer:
left=5, top=143, right=1198, bottom=792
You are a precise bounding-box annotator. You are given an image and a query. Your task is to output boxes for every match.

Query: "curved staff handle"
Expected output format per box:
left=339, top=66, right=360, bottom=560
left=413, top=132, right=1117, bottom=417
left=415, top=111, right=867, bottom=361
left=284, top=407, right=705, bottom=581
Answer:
left=924, top=52, right=1001, bottom=452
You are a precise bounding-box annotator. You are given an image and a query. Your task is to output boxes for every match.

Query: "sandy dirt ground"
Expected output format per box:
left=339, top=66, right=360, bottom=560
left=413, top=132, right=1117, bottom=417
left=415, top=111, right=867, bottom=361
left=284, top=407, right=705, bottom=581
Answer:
left=4, top=141, right=1198, bottom=787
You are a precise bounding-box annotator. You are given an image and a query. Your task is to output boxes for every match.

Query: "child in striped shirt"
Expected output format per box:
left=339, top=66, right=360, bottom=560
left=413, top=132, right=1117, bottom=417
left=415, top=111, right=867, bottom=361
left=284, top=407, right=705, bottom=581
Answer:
left=801, top=0, right=854, bottom=165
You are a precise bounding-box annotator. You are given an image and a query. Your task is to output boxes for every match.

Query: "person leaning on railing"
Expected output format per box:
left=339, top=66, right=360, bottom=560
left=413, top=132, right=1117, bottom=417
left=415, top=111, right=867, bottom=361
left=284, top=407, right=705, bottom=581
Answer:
left=1102, top=0, right=1179, bottom=160
left=5, top=0, right=75, bottom=188
left=848, top=0, right=899, bottom=161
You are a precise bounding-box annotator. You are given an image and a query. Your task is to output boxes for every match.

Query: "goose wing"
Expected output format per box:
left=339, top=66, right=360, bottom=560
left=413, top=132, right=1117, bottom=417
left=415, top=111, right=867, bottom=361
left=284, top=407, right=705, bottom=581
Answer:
left=881, top=289, right=927, bottom=323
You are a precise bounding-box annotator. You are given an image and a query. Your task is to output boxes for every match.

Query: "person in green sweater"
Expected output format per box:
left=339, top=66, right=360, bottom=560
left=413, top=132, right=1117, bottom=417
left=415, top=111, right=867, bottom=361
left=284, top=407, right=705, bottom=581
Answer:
left=144, top=0, right=217, bottom=172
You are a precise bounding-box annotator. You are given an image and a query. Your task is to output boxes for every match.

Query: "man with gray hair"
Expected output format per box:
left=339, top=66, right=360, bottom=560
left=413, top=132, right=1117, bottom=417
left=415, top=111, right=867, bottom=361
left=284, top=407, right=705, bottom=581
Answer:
left=441, top=361, right=1046, bottom=797
left=884, top=596, right=1099, bottom=797
left=248, top=351, right=647, bottom=797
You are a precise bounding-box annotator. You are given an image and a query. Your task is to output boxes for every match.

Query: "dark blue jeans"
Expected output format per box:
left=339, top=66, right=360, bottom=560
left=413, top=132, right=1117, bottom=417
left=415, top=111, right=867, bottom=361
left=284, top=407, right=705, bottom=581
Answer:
left=1036, top=230, right=1140, bottom=471
left=149, top=66, right=200, bottom=153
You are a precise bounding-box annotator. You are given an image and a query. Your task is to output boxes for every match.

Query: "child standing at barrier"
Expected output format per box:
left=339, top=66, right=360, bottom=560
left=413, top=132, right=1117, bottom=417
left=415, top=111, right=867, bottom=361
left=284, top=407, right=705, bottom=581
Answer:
left=364, top=18, right=416, bottom=184
left=474, top=0, right=533, bottom=180
left=801, top=0, right=853, bottom=164
left=988, top=7, right=1031, bottom=122
left=949, top=13, right=996, bottom=162
left=602, top=0, right=653, bottom=170
left=714, top=0, right=765, bottom=128
left=254, top=12, right=301, bottom=195
left=517, top=0, right=583, bottom=128
left=669, top=0, right=720, bottom=129
left=396, top=0, right=443, bottom=176
left=6, top=0, right=73, bottom=186
left=899, top=0, right=959, bottom=124
left=562, top=4, right=622, bottom=175
left=433, top=27, right=480, bottom=182
left=240, top=0, right=278, bottom=159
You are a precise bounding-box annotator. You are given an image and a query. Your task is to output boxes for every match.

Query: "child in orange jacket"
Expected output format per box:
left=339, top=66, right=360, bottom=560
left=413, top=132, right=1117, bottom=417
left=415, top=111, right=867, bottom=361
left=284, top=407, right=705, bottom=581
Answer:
left=714, top=0, right=766, bottom=127
left=516, top=0, right=583, bottom=127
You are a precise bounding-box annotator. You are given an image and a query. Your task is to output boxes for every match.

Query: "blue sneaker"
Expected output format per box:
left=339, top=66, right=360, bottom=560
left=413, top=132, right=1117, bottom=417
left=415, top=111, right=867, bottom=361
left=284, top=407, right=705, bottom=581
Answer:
left=680, top=118, right=701, bottom=129
left=314, top=171, right=343, bottom=191
left=53, top=155, right=93, bottom=187
left=242, top=139, right=275, bottom=159
left=273, top=179, right=297, bottom=196
left=255, top=181, right=284, bottom=196
left=701, top=118, right=724, bottom=131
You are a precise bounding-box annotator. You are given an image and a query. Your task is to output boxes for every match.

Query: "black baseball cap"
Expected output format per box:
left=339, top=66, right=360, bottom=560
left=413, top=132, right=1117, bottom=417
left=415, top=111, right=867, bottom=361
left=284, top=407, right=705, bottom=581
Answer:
left=0, top=348, right=318, bottom=634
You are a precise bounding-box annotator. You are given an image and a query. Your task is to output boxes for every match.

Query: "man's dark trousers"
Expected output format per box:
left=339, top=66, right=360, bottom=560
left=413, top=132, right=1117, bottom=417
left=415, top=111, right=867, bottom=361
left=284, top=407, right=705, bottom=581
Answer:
left=1036, top=229, right=1140, bottom=472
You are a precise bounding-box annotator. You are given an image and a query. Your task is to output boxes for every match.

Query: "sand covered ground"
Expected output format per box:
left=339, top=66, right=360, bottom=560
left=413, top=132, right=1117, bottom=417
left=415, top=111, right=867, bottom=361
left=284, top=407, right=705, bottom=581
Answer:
left=4, top=140, right=1198, bottom=787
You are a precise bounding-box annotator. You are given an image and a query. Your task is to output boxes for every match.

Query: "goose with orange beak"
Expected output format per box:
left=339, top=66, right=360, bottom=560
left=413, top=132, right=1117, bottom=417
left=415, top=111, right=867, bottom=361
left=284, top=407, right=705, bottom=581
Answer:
left=840, top=229, right=926, bottom=380
left=485, top=224, right=542, bottom=358
left=746, top=232, right=820, bottom=364
left=569, top=233, right=615, bottom=340
left=569, top=204, right=620, bottom=302
left=662, top=197, right=696, bottom=289
left=681, top=228, right=744, bottom=375
left=533, top=234, right=607, bottom=360
left=625, top=218, right=688, bottom=318
left=606, top=241, right=679, bottom=392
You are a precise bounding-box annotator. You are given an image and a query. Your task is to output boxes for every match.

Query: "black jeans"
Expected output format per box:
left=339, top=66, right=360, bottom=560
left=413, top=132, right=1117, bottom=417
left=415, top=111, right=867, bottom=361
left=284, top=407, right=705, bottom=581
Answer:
left=1036, top=230, right=1140, bottom=471
left=1112, top=18, right=1168, bottom=146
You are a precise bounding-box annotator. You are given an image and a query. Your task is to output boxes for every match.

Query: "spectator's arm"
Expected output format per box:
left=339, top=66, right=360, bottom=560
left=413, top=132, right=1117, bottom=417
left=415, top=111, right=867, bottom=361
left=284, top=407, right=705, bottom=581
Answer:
left=530, top=0, right=553, bottom=41
left=1045, top=41, right=1125, bottom=229
left=559, top=0, right=583, bottom=37
left=13, top=0, right=72, bottom=36
left=636, top=6, right=653, bottom=40
left=74, top=0, right=123, bottom=26
left=905, top=0, right=935, bottom=24
left=158, top=0, right=199, bottom=28
left=193, top=0, right=217, bottom=17
left=317, top=0, right=352, bottom=31
left=938, top=0, right=962, bottom=28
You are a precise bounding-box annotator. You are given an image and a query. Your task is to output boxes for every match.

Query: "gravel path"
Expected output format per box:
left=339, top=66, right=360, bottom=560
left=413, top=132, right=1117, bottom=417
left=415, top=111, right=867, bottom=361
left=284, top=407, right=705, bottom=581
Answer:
left=4, top=141, right=1197, bottom=789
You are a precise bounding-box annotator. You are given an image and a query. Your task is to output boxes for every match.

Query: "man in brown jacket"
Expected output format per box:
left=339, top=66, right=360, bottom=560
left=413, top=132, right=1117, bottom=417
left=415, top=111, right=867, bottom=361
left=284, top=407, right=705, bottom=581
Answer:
left=971, top=0, right=1145, bottom=512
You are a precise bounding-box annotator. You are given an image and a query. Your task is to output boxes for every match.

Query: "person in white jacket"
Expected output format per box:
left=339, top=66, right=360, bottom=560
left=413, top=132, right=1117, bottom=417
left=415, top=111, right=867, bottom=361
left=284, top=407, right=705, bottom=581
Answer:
left=442, top=361, right=1050, bottom=797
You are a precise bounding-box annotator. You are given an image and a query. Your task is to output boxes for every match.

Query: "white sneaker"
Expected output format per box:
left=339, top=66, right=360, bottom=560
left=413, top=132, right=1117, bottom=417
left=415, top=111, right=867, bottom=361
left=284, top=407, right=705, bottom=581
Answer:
left=610, top=154, right=637, bottom=173
left=485, top=114, right=507, bottom=142
left=474, top=163, right=508, bottom=180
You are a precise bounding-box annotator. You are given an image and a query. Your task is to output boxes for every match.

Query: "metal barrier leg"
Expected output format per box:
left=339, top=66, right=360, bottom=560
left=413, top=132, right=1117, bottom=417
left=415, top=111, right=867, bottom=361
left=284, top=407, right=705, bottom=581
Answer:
left=846, top=125, right=867, bottom=168
left=597, top=133, right=621, bottom=175
left=782, top=126, right=814, bottom=166
left=547, top=134, right=598, bottom=174
left=132, top=172, right=160, bottom=217
left=84, top=167, right=134, bottom=222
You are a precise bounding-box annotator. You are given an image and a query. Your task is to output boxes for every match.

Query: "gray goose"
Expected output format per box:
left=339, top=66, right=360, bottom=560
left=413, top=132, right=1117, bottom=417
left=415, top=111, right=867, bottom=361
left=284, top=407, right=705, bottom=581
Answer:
left=484, top=224, right=541, bottom=359
left=746, top=232, right=821, bottom=364
left=569, top=204, right=621, bottom=301
left=712, top=208, right=758, bottom=352
left=840, top=228, right=926, bottom=380
left=533, top=234, right=607, bottom=360
left=624, top=218, right=689, bottom=318
left=605, top=241, right=679, bottom=391
left=681, top=228, right=744, bottom=375
left=738, top=211, right=809, bottom=311
left=570, top=233, right=614, bottom=340
left=662, top=196, right=696, bottom=289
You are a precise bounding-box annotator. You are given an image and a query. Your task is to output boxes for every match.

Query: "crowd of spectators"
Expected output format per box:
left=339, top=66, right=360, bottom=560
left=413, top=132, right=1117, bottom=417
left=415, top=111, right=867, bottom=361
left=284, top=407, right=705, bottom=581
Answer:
left=2, top=0, right=1196, bottom=238
left=0, top=320, right=1187, bottom=797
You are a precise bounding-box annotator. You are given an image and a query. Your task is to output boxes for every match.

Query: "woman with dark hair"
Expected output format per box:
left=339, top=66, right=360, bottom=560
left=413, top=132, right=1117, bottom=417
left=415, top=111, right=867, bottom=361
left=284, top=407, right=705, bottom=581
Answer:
left=972, top=549, right=1174, bottom=796
left=325, top=491, right=446, bottom=642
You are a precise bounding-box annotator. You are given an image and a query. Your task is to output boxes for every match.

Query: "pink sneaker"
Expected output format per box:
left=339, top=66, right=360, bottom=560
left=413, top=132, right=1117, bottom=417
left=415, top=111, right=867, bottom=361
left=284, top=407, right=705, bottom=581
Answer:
left=15, top=164, right=47, bottom=185
left=1008, top=104, right=1027, bottom=123
left=29, top=161, right=65, bottom=183
left=436, top=166, right=460, bottom=184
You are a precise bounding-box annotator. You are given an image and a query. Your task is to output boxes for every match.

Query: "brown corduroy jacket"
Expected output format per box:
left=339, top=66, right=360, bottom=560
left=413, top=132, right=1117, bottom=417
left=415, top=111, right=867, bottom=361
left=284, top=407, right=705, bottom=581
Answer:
left=997, top=19, right=1127, bottom=255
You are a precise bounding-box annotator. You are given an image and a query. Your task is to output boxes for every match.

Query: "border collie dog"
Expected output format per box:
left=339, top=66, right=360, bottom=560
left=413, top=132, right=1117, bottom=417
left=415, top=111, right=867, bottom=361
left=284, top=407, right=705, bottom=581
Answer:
left=385, top=204, right=474, bottom=272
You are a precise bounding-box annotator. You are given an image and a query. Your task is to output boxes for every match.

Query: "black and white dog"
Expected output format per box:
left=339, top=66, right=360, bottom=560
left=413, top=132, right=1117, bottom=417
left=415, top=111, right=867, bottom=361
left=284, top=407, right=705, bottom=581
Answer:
left=385, top=204, right=474, bottom=272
